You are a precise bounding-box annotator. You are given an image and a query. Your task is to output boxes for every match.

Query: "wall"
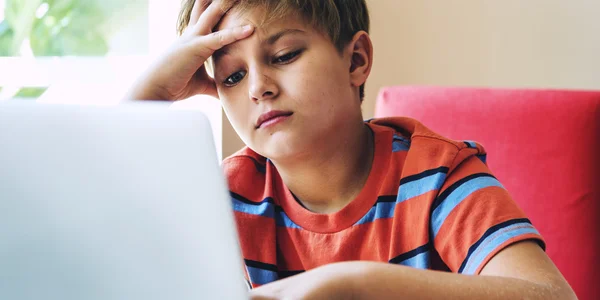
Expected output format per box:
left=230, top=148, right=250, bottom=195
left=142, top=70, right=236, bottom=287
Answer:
left=364, top=0, right=600, bottom=118
left=222, top=0, right=600, bottom=158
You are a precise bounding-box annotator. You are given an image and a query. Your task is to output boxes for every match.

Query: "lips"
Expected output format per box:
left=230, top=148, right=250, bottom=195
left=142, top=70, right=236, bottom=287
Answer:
left=256, top=110, right=293, bottom=128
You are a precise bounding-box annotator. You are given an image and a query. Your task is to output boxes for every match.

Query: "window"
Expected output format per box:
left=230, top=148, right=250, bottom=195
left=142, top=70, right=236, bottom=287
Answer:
left=0, top=0, right=222, bottom=159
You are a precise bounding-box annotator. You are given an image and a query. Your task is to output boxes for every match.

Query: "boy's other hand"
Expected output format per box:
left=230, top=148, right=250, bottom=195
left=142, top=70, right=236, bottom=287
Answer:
left=127, top=0, right=254, bottom=101
left=249, top=263, right=356, bottom=300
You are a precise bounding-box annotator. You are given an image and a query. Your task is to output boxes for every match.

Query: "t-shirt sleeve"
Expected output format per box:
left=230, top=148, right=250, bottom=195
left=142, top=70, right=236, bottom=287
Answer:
left=431, top=149, right=546, bottom=275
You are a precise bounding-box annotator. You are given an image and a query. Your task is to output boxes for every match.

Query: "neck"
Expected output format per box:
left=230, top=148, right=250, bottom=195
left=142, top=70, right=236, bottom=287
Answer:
left=270, top=120, right=375, bottom=214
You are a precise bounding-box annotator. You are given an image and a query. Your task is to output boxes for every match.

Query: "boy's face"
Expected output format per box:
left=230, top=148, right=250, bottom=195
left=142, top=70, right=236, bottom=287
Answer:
left=213, top=7, right=364, bottom=161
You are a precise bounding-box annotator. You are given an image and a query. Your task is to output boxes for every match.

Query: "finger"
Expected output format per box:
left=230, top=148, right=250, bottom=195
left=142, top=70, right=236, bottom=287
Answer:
left=193, top=0, right=237, bottom=35
left=204, top=81, right=219, bottom=99
left=188, top=0, right=209, bottom=26
left=194, top=25, right=254, bottom=57
left=191, top=70, right=219, bottom=98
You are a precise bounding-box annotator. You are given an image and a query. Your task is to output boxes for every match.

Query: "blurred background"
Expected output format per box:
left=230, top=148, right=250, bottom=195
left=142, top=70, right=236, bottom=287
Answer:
left=0, top=0, right=222, bottom=157
left=0, top=0, right=149, bottom=99
left=1, top=0, right=599, bottom=158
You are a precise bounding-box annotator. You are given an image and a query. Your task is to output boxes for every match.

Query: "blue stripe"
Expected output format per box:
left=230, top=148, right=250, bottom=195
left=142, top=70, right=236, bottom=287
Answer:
left=231, top=197, right=275, bottom=218
left=462, top=223, right=540, bottom=274
left=431, top=176, right=504, bottom=237
left=393, top=140, right=409, bottom=152
left=355, top=169, right=447, bottom=225
left=464, top=140, right=477, bottom=148
left=275, top=209, right=302, bottom=229
left=398, top=250, right=430, bottom=269
left=393, top=134, right=410, bottom=143
left=397, top=172, right=447, bottom=203
left=247, top=266, right=279, bottom=285
left=231, top=194, right=301, bottom=229
left=354, top=201, right=396, bottom=225
left=392, top=134, right=410, bottom=152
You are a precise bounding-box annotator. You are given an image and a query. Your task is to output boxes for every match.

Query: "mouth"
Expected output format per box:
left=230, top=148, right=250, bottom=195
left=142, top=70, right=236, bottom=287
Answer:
left=256, top=110, right=294, bottom=129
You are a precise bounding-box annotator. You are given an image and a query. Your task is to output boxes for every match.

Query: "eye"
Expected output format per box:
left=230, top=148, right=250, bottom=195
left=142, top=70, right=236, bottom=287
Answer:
left=273, top=50, right=302, bottom=64
left=223, top=71, right=247, bottom=87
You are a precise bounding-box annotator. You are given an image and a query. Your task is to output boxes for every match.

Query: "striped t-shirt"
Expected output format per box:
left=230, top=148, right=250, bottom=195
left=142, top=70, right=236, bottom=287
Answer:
left=223, top=117, right=545, bottom=288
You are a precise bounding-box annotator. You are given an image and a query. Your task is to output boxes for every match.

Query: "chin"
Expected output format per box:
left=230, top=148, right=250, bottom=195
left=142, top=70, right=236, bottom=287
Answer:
left=259, top=138, right=307, bottom=162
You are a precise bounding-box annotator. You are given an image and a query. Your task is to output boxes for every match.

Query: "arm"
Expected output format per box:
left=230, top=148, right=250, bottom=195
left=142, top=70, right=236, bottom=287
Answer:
left=250, top=241, right=576, bottom=299
left=349, top=241, right=576, bottom=300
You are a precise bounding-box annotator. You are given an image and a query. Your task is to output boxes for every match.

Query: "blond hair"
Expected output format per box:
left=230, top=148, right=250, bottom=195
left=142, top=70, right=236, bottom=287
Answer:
left=177, top=0, right=370, bottom=100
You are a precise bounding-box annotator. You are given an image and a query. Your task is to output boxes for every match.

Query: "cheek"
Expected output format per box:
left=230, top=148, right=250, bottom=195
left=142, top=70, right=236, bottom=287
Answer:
left=219, top=92, right=257, bottom=141
left=220, top=93, right=248, bottom=126
left=290, top=60, right=346, bottom=105
left=284, top=60, right=338, bottom=101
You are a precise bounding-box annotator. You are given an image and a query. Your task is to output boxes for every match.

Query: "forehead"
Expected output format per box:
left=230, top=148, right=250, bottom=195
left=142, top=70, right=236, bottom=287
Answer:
left=215, top=5, right=308, bottom=33
left=211, top=5, right=335, bottom=66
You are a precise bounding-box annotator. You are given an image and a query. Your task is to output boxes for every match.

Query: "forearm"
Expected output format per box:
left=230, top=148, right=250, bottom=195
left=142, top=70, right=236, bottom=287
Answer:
left=344, top=261, right=574, bottom=300
left=125, top=77, right=171, bottom=101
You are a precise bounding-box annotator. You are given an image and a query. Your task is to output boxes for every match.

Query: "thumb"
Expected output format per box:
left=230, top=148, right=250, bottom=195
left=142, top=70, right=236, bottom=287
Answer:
left=190, top=72, right=219, bottom=99
left=203, top=80, right=219, bottom=99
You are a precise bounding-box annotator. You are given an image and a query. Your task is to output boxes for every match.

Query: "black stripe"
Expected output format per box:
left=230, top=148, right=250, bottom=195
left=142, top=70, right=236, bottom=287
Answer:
left=477, top=154, right=487, bottom=164
left=431, top=173, right=496, bottom=212
left=399, top=167, right=450, bottom=186
left=278, top=270, right=305, bottom=279
left=244, top=259, right=278, bottom=272
left=274, top=205, right=285, bottom=213
left=389, top=243, right=431, bottom=264
left=464, top=141, right=473, bottom=148
left=250, top=157, right=267, bottom=173
left=230, top=191, right=274, bottom=206
left=236, top=156, right=266, bottom=174
left=458, top=218, right=532, bottom=273
left=373, top=195, right=397, bottom=206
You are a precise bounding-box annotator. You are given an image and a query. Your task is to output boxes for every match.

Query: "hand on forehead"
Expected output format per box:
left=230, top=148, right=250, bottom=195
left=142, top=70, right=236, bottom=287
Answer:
left=213, top=2, right=268, bottom=33
left=186, top=0, right=240, bottom=35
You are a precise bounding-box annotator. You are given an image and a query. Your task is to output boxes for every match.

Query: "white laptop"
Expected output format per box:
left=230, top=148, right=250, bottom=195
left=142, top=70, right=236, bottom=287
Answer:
left=0, top=101, right=248, bottom=299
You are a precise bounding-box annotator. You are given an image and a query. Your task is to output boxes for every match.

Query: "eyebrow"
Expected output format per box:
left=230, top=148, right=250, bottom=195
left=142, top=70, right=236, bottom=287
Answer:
left=264, top=28, right=305, bottom=45
left=212, top=29, right=306, bottom=64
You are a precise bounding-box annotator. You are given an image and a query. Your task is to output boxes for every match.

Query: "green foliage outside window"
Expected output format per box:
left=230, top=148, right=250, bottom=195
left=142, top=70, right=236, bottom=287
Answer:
left=0, top=0, right=132, bottom=97
left=0, top=0, right=112, bottom=56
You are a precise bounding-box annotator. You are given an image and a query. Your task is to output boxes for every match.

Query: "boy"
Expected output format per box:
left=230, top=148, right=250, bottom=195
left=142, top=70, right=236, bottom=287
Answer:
left=128, top=0, right=576, bottom=298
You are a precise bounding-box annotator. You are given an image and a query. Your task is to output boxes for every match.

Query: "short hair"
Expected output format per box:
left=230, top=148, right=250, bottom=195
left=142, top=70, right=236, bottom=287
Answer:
left=177, top=0, right=370, bottom=100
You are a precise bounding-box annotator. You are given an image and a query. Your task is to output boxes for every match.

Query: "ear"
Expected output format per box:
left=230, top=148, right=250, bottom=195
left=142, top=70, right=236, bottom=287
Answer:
left=346, top=31, right=373, bottom=89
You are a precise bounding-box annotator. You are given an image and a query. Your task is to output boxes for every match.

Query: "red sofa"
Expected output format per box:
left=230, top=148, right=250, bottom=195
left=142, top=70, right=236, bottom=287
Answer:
left=375, top=86, right=600, bottom=300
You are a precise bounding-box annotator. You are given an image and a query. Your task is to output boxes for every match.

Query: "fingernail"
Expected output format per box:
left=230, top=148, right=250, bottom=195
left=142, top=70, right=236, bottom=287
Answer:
left=242, top=25, right=254, bottom=33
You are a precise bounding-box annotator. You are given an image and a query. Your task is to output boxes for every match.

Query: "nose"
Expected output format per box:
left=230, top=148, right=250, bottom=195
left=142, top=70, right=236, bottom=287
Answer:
left=248, top=68, right=279, bottom=102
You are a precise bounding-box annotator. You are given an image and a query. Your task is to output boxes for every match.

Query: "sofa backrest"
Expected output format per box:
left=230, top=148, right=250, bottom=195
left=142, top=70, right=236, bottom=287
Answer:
left=375, top=86, right=600, bottom=300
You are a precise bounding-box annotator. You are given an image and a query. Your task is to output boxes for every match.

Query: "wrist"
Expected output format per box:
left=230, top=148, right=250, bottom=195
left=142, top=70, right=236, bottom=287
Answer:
left=127, top=85, right=169, bottom=101
left=126, top=74, right=174, bottom=101
left=325, top=261, right=371, bottom=300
